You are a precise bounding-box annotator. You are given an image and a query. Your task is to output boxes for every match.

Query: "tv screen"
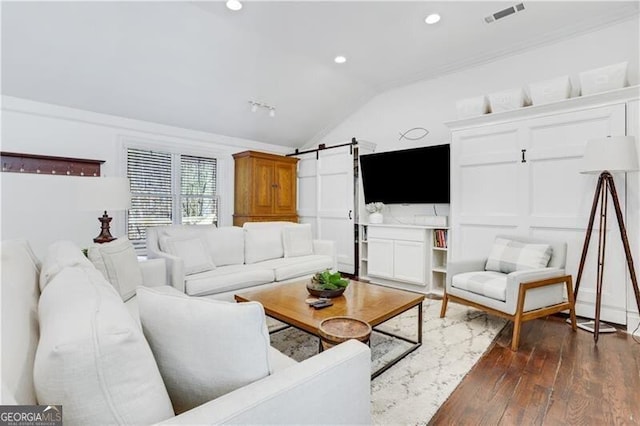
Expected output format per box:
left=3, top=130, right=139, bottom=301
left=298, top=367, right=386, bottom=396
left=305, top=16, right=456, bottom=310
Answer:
left=360, top=144, right=450, bottom=204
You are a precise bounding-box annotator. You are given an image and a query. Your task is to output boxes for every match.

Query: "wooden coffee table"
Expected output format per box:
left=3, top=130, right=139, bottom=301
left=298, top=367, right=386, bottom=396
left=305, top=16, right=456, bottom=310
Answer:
left=235, top=279, right=425, bottom=378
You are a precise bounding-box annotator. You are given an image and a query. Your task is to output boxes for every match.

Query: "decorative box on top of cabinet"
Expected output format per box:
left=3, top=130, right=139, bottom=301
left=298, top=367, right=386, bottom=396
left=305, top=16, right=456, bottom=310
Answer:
left=233, top=150, right=299, bottom=226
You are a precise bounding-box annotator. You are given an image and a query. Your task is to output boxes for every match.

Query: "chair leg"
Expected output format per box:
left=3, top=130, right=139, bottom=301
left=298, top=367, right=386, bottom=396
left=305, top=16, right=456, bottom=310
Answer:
left=440, top=293, right=448, bottom=318
left=565, top=275, right=578, bottom=332
left=511, top=284, right=528, bottom=351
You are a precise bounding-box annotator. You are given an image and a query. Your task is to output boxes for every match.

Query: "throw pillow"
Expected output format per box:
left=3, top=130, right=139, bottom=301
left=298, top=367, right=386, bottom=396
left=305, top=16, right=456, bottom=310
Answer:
left=88, top=237, right=143, bottom=302
left=244, top=226, right=284, bottom=264
left=137, top=286, right=272, bottom=414
left=39, top=240, right=94, bottom=291
left=202, top=226, right=245, bottom=266
left=160, top=236, right=215, bottom=275
left=282, top=223, right=314, bottom=258
left=485, top=237, right=553, bottom=274
left=34, top=267, right=174, bottom=425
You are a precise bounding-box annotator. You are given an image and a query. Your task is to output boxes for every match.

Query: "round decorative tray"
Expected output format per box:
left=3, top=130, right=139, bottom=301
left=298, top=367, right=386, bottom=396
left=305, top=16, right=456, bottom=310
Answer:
left=318, top=316, right=372, bottom=349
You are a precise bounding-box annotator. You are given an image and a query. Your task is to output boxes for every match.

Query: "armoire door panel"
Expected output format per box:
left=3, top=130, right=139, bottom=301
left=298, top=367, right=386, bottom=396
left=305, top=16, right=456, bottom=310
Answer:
left=274, top=163, right=296, bottom=214
left=253, top=159, right=275, bottom=214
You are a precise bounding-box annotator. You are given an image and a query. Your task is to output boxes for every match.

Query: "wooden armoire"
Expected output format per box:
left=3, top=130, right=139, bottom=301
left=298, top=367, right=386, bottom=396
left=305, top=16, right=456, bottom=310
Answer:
left=232, top=150, right=299, bottom=226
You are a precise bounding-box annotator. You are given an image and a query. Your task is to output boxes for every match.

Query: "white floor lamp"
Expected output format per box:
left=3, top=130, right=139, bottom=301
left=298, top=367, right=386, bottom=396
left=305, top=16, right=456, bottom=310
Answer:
left=574, top=136, right=640, bottom=342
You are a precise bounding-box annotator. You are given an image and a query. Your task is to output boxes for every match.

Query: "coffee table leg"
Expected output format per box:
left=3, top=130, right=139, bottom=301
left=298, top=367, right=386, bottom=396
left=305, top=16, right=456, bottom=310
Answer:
left=371, top=302, right=423, bottom=380
left=418, top=301, right=423, bottom=344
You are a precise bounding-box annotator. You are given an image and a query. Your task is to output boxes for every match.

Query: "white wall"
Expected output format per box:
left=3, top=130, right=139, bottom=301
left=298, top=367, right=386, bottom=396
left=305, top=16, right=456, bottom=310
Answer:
left=0, top=96, right=291, bottom=258
left=317, top=17, right=639, bottom=225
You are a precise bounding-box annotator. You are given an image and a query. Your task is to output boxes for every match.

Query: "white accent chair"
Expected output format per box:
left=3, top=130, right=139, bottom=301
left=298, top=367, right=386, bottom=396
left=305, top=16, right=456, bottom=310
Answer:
left=440, top=235, right=577, bottom=351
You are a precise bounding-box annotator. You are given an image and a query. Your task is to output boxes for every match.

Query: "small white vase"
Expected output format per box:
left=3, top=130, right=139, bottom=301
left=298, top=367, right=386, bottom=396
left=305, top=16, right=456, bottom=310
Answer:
left=369, top=212, right=383, bottom=224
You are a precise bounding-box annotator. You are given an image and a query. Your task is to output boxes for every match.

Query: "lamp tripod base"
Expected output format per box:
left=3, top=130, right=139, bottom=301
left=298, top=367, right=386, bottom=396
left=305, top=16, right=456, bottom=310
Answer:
left=566, top=318, right=617, bottom=334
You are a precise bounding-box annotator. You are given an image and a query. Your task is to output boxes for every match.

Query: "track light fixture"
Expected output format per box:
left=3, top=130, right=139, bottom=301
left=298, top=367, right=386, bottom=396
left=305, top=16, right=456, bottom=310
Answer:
left=248, top=100, right=276, bottom=118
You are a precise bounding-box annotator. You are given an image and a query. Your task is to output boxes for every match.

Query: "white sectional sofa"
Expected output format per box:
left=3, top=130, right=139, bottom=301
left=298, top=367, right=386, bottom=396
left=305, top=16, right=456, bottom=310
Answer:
left=1, top=239, right=372, bottom=424
left=146, top=222, right=337, bottom=298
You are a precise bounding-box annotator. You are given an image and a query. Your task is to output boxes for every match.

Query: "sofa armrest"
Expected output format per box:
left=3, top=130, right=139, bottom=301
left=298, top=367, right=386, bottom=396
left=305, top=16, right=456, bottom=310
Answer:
left=139, top=258, right=167, bottom=287
left=446, top=258, right=487, bottom=288
left=148, top=252, right=186, bottom=293
left=313, top=239, right=337, bottom=270
left=505, top=267, right=566, bottom=310
left=160, top=340, right=371, bottom=425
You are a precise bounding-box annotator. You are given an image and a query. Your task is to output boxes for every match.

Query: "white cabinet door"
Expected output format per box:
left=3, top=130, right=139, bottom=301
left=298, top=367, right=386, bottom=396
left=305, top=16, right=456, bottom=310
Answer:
left=524, top=104, right=627, bottom=324
left=367, top=238, right=394, bottom=279
left=451, top=122, right=524, bottom=261
left=393, top=240, right=426, bottom=285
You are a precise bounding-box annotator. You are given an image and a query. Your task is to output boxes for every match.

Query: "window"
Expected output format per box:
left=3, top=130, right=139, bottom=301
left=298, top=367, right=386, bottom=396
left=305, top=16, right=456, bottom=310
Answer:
left=126, top=148, right=218, bottom=251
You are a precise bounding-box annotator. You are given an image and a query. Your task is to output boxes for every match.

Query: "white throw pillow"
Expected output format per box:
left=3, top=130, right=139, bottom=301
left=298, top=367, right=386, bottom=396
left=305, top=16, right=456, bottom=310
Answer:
left=137, top=286, right=272, bottom=414
left=485, top=237, right=553, bottom=274
left=161, top=236, right=216, bottom=275
left=202, top=227, right=245, bottom=266
left=34, top=267, right=174, bottom=425
left=244, top=227, right=284, bottom=264
left=283, top=223, right=314, bottom=258
left=39, top=240, right=94, bottom=291
left=88, top=237, right=142, bottom=302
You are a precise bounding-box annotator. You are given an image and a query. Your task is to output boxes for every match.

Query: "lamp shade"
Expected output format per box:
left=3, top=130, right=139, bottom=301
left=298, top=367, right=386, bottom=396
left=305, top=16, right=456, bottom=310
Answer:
left=581, top=136, right=639, bottom=174
left=76, top=177, right=132, bottom=211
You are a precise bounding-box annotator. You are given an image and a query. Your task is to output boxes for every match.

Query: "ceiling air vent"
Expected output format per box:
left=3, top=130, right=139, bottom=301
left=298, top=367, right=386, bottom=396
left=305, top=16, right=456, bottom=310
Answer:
left=484, top=3, right=525, bottom=23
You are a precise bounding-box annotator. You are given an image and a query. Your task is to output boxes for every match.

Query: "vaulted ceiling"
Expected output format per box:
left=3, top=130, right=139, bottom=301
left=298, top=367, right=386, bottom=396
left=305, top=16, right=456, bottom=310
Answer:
left=2, top=1, right=638, bottom=147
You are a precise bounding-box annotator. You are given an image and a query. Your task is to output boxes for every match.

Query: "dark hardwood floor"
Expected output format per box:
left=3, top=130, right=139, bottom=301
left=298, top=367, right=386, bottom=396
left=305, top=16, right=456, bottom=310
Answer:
left=429, top=315, right=640, bottom=425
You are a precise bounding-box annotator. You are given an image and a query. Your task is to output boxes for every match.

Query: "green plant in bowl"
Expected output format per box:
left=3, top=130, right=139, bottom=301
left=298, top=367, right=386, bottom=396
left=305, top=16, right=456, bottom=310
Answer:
left=307, top=270, right=349, bottom=298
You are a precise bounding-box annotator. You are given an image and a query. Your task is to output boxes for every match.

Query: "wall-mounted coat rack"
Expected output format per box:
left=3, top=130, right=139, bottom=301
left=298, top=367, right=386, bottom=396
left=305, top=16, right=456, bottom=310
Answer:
left=1, top=152, right=104, bottom=177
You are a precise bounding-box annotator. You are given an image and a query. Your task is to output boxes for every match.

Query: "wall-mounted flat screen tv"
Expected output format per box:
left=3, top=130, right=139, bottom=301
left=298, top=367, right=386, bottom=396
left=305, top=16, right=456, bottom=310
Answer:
left=360, top=144, right=450, bottom=204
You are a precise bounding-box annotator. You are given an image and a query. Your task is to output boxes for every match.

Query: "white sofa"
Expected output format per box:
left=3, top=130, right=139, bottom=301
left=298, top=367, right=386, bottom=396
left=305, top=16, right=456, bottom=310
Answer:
left=146, top=222, right=337, bottom=299
left=1, top=239, right=371, bottom=424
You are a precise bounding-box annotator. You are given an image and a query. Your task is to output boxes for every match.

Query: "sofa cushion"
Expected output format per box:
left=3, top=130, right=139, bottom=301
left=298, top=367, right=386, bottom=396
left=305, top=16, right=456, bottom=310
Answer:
left=202, top=226, right=245, bottom=266
left=485, top=237, right=552, bottom=274
left=1, top=240, right=41, bottom=405
left=259, top=255, right=334, bottom=282
left=88, top=237, right=142, bottom=302
left=161, top=236, right=216, bottom=275
left=39, top=240, right=94, bottom=291
left=244, top=227, right=284, bottom=264
left=283, top=224, right=314, bottom=258
left=184, top=264, right=274, bottom=296
left=34, top=267, right=174, bottom=425
left=159, top=224, right=217, bottom=238
left=452, top=271, right=508, bottom=301
left=137, top=286, right=272, bottom=414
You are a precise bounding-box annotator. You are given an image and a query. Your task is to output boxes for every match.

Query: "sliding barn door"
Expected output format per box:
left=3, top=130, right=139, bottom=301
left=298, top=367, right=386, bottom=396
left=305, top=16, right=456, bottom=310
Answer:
left=297, top=146, right=356, bottom=274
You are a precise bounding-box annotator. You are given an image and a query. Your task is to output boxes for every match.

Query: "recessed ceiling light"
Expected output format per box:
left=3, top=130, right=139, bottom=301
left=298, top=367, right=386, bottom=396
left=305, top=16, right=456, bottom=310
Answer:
left=226, top=0, right=242, bottom=11
left=334, top=55, right=347, bottom=64
left=425, top=13, right=441, bottom=25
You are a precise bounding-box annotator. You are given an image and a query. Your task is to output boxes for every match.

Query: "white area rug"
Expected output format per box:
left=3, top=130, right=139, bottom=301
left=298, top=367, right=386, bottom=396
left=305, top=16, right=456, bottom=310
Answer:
left=269, top=299, right=507, bottom=425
